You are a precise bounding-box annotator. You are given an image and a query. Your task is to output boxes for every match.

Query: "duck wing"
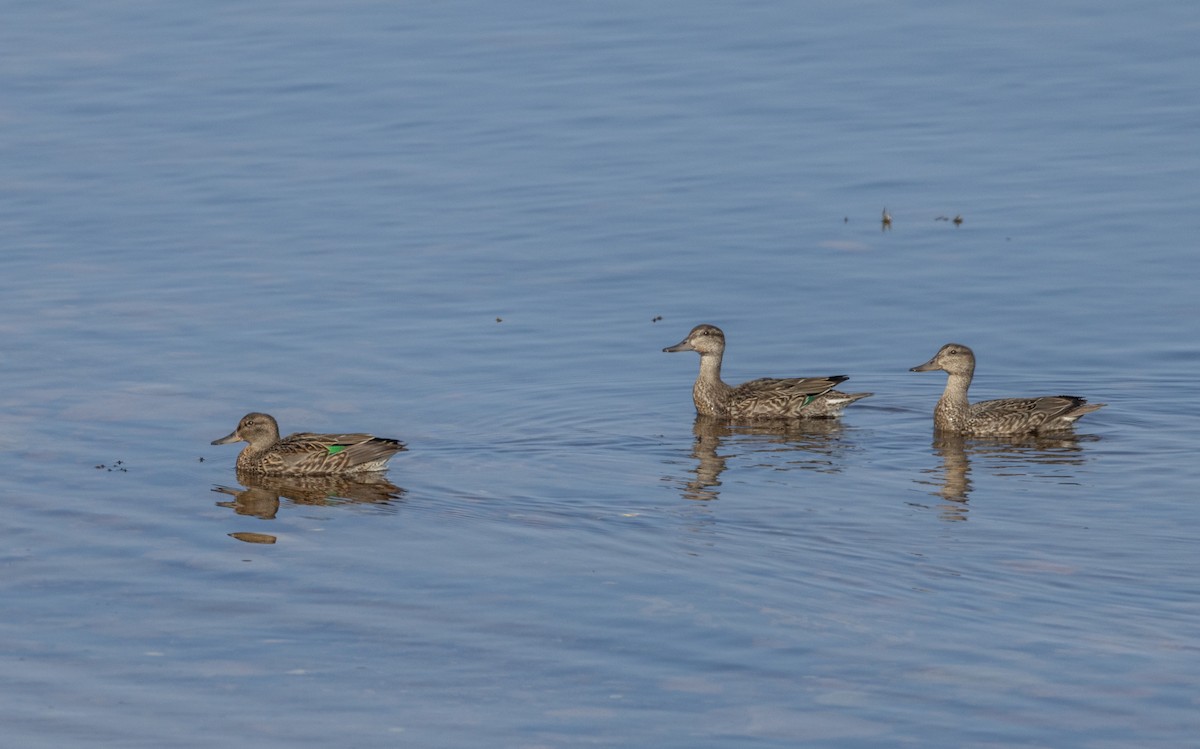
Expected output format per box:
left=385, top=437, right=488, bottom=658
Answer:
left=730, top=375, right=849, bottom=418
left=269, top=432, right=407, bottom=474
left=968, top=396, right=1104, bottom=435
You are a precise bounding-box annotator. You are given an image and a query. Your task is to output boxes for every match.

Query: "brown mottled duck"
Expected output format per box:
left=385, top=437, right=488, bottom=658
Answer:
left=910, top=343, right=1104, bottom=435
left=211, top=412, right=405, bottom=475
left=663, top=324, right=871, bottom=419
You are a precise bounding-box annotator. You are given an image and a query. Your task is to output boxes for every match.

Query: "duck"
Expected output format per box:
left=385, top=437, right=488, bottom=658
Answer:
left=663, top=324, right=872, bottom=419
left=210, top=412, right=406, bottom=475
left=910, top=343, right=1104, bottom=435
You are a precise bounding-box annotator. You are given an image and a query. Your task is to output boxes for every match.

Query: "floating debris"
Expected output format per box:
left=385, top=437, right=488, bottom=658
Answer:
left=652, top=315, right=662, bottom=323
left=953, top=214, right=963, bottom=226
left=229, top=532, right=277, bottom=545
left=495, top=317, right=503, bottom=323
left=881, top=208, right=892, bottom=231
left=94, top=460, right=128, bottom=473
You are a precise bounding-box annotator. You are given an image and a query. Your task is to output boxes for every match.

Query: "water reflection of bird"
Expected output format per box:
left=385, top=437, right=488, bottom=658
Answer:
left=211, top=412, right=406, bottom=475
left=213, top=470, right=405, bottom=519
left=910, top=343, right=1104, bottom=435
left=663, top=324, right=871, bottom=419
left=919, top=433, right=973, bottom=521
left=679, top=415, right=851, bottom=501
left=918, top=432, right=1095, bottom=521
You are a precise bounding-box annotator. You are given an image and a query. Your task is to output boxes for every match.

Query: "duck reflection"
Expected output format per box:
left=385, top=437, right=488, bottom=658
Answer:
left=918, top=431, right=1096, bottom=521
left=679, top=415, right=853, bottom=501
left=213, top=470, right=405, bottom=519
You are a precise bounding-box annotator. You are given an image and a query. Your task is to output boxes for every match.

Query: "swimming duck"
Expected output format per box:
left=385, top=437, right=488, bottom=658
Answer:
left=910, top=343, right=1104, bottom=435
left=663, top=324, right=872, bottom=419
left=211, top=412, right=406, bottom=475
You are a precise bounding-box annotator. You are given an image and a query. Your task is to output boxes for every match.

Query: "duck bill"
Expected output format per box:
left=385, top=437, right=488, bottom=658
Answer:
left=663, top=339, right=695, bottom=353
left=909, top=357, right=940, bottom=372
left=211, top=430, right=242, bottom=445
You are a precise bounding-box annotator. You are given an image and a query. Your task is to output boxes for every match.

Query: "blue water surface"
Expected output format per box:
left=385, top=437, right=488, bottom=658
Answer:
left=1, top=1, right=1198, bottom=747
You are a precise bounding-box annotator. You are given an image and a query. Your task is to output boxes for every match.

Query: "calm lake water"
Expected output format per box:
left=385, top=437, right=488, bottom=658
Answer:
left=2, top=1, right=1198, bottom=747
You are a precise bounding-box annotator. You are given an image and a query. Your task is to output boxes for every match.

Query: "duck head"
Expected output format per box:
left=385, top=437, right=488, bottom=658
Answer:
left=910, top=343, right=976, bottom=377
left=663, top=324, right=727, bottom=356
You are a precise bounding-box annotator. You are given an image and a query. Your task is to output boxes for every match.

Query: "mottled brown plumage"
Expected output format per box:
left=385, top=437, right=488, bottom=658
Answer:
left=663, top=324, right=872, bottom=419
left=211, top=412, right=405, bottom=475
left=910, top=343, right=1104, bottom=436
